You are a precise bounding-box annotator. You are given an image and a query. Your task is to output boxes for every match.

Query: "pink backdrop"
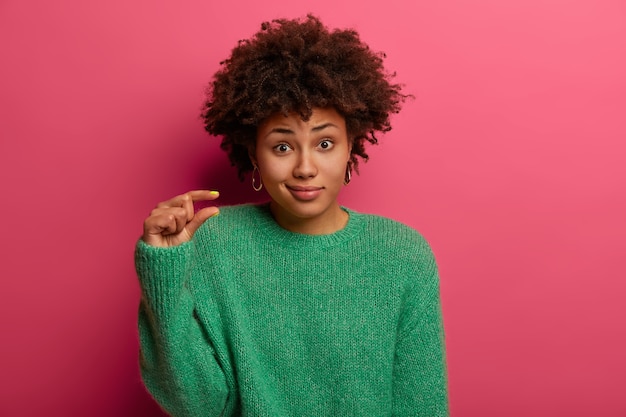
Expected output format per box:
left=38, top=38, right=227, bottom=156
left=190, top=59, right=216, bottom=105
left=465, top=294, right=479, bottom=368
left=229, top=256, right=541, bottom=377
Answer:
left=1, top=1, right=625, bottom=416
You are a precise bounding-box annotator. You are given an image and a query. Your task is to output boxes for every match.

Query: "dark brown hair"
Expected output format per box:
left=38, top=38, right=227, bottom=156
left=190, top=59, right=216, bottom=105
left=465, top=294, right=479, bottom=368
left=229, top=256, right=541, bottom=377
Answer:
left=202, top=15, right=407, bottom=179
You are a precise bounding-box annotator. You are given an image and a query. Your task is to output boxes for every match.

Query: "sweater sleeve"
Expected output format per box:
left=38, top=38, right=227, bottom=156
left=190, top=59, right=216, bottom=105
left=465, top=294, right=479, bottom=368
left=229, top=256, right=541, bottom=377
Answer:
left=392, top=244, right=449, bottom=416
left=135, top=239, right=229, bottom=417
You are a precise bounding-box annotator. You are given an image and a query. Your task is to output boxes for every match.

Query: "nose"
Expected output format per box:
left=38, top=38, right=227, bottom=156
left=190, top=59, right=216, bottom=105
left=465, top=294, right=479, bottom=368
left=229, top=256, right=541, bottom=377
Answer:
left=293, top=150, right=317, bottom=179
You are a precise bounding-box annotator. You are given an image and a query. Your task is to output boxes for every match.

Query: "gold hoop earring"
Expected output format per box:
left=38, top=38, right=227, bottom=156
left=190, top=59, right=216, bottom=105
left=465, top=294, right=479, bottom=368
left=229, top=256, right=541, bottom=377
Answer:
left=252, top=165, right=263, bottom=191
left=344, top=164, right=351, bottom=185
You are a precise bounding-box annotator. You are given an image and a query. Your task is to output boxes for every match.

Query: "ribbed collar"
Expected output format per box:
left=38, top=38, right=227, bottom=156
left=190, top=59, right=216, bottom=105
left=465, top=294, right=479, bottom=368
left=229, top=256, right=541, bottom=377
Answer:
left=251, top=203, right=365, bottom=249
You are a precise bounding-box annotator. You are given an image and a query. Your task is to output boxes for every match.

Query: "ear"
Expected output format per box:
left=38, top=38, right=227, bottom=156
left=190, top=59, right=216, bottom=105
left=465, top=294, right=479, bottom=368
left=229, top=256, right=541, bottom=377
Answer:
left=248, top=146, right=257, bottom=167
left=347, top=138, right=354, bottom=162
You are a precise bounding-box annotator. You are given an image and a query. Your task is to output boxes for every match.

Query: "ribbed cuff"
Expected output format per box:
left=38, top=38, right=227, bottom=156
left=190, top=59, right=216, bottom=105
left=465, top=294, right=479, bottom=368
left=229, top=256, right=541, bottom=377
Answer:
left=134, top=239, right=193, bottom=318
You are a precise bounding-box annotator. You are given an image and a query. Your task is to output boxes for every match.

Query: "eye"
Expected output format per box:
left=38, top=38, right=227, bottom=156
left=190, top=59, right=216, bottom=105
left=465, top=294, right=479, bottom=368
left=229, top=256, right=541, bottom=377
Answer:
left=273, top=143, right=292, bottom=153
left=318, top=139, right=334, bottom=150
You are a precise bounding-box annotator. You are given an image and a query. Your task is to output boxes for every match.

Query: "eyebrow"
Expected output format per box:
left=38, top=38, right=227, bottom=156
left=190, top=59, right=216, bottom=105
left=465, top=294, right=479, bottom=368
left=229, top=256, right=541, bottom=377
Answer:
left=264, top=122, right=338, bottom=138
left=311, top=122, right=338, bottom=132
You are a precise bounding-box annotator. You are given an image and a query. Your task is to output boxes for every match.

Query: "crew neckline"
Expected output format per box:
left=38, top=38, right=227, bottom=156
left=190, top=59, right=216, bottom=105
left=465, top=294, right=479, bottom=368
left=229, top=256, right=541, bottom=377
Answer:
left=251, top=203, right=364, bottom=248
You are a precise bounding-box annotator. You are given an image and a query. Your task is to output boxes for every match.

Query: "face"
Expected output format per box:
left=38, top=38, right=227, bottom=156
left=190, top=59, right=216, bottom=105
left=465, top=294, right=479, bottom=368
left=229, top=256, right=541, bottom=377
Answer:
left=253, top=107, right=352, bottom=233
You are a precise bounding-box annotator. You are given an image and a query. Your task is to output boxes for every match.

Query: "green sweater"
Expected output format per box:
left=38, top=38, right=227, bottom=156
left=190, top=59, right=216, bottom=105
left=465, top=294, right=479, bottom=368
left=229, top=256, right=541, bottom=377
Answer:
left=135, top=204, right=448, bottom=416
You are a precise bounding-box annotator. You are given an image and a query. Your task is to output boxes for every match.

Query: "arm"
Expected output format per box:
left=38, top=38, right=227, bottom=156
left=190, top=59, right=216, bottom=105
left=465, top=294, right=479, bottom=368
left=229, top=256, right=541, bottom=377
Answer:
left=392, top=247, right=449, bottom=416
left=136, top=191, right=230, bottom=416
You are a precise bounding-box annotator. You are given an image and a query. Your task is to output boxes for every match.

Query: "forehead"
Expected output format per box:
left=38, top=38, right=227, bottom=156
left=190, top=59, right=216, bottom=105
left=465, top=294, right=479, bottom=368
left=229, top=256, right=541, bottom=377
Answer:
left=259, top=107, right=346, bottom=132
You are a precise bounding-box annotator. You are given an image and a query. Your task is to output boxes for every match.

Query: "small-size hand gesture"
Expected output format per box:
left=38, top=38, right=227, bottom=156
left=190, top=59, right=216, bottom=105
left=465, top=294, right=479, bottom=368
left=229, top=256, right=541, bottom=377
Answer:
left=142, top=190, right=220, bottom=248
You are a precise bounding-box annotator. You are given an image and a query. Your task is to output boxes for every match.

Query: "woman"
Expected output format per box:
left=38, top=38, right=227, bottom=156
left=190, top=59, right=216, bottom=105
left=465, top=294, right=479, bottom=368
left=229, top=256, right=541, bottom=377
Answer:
left=136, top=15, right=448, bottom=416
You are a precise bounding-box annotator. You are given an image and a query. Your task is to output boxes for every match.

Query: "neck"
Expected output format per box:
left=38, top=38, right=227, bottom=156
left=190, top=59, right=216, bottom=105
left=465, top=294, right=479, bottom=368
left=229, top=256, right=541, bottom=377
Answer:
left=269, top=202, right=349, bottom=235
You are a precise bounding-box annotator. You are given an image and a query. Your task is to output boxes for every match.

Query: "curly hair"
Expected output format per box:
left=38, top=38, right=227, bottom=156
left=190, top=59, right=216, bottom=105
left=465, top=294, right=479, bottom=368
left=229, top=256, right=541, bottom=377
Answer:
left=202, top=15, right=407, bottom=180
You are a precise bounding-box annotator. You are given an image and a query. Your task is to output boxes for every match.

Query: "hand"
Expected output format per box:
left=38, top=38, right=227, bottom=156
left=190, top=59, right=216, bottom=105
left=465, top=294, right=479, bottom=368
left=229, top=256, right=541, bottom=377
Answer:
left=142, top=190, right=220, bottom=248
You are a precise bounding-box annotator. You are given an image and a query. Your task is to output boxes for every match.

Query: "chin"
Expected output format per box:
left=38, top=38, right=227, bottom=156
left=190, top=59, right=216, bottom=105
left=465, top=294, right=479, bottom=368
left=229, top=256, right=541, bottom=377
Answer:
left=287, top=203, right=329, bottom=219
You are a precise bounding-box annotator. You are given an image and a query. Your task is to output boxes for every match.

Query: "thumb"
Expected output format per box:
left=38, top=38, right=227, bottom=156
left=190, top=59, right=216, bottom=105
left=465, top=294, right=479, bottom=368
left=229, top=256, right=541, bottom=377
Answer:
left=185, top=206, right=220, bottom=238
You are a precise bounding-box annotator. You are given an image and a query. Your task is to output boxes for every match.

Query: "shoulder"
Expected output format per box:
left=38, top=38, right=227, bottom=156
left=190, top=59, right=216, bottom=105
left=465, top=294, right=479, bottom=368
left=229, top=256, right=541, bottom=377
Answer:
left=214, top=203, right=267, bottom=224
left=347, top=209, right=439, bottom=280
left=348, top=209, right=440, bottom=292
left=210, top=203, right=271, bottom=226
left=350, top=209, right=433, bottom=253
left=193, top=203, right=270, bottom=244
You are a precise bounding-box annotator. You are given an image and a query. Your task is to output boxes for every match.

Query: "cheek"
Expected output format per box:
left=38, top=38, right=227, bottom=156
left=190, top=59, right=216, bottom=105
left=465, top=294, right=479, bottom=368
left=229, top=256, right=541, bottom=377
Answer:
left=258, top=157, right=287, bottom=183
left=321, top=158, right=348, bottom=180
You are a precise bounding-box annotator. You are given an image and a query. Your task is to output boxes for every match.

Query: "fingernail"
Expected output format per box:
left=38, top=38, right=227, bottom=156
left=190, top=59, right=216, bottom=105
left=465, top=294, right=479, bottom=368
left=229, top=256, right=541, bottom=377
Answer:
left=210, top=191, right=219, bottom=196
left=211, top=211, right=220, bottom=217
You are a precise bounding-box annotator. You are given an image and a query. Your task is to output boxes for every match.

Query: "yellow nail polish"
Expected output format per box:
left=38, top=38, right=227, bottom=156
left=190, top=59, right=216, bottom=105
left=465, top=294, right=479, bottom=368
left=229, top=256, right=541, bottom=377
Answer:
left=210, top=191, right=219, bottom=196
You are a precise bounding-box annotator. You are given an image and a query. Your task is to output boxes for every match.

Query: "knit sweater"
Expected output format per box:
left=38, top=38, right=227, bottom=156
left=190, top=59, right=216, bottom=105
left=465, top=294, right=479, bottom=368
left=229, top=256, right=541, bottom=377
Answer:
left=135, top=203, right=448, bottom=417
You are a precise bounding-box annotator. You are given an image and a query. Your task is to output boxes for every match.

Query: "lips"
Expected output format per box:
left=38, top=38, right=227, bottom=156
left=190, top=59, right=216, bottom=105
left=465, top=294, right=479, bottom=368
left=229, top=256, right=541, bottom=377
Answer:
left=286, top=185, right=323, bottom=201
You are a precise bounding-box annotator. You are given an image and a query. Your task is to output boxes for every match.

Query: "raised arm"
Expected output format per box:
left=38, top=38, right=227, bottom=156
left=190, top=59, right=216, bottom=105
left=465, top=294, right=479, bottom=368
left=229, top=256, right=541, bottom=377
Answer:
left=136, top=191, right=231, bottom=416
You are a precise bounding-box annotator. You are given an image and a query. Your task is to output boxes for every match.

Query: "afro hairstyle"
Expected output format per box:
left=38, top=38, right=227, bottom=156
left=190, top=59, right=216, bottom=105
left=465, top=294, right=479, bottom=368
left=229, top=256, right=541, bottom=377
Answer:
left=202, top=14, right=408, bottom=179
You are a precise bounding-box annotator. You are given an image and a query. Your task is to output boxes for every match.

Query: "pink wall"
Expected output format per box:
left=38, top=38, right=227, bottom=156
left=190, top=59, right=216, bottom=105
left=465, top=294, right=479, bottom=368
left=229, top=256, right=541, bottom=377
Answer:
left=1, top=1, right=625, bottom=416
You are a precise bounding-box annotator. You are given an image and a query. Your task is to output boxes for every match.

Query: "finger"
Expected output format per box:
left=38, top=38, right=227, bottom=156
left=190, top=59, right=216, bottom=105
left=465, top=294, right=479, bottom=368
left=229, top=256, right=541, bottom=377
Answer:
left=184, top=206, right=220, bottom=237
left=189, top=189, right=220, bottom=202
left=146, top=207, right=188, bottom=235
left=143, top=212, right=179, bottom=238
left=175, top=191, right=219, bottom=222
left=157, top=190, right=220, bottom=209
left=182, top=193, right=194, bottom=222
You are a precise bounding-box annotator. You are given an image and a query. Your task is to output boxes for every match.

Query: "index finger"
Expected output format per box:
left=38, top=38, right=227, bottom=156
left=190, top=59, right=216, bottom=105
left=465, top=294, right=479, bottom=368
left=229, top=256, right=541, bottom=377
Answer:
left=186, top=190, right=220, bottom=202
left=157, top=190, right=220, bottom=209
